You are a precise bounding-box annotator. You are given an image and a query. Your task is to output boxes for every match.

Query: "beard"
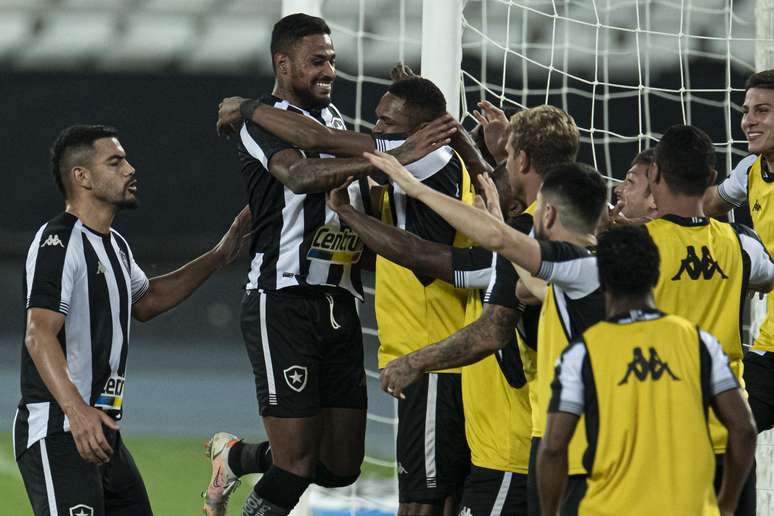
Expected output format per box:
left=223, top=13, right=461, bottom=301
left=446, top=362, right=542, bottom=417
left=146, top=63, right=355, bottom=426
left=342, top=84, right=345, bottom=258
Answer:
left=116, top=198, right=139, bottom=210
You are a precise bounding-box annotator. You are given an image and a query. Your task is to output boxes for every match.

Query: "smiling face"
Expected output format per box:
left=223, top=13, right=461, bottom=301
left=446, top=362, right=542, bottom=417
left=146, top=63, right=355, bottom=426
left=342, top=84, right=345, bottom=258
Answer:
left=742, top=87, right=774, bottom=157
left=278, top=34, right=336, bottom=110
left=84, top=137, right=138, bottom=210
left=614, top=163, right=656, bottom=218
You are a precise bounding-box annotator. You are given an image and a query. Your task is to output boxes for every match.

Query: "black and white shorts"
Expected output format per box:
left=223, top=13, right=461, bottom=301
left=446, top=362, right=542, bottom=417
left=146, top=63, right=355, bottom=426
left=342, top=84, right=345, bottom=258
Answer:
left=16, top=429, right=151, bottom=516
left=458, top=466, right=528, bottom=516
left=396, top=372, right=470, bottom=503
left=241, top=286, right=367, bottom=418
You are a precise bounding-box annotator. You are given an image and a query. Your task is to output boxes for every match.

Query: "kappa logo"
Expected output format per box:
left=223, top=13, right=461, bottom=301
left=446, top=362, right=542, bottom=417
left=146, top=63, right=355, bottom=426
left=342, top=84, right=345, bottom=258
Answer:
left=69, top=504, right=94, bottom=516
left=41, top=234, right=64, bottom=248
left=671, top=245, right=728, bottom=281
left=284, top=365, right=308, bottom=392
left=397, top=462, right=408, bottom=475
left=753, top=200, right=762, bottom=212
left=97, top=262, right=107, bottom=275
left=618, top=347, right=680, bottom=385
left=458, top=506, right=473, bottom=516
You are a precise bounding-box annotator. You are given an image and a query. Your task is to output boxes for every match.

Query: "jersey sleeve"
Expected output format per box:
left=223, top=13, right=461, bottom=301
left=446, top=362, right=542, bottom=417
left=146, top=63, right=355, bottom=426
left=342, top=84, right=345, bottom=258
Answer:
left=451, top=247, right=494, bottom=289
left=128, top=250, right=150, bottom=304
left=733, top=224, right=774, bottom=287
left=26, top=225, right=79, bottom=316
left=699, top=329, right=740, bottom=397
left=483, top=252, right=520, bottom=309
left=548, top=339, right=588, bottom=415
left=239, top=119, right=296, bottom=169
left=717, top=154, right=756, bottom=207
left=535, top=240, right=599, bottom=299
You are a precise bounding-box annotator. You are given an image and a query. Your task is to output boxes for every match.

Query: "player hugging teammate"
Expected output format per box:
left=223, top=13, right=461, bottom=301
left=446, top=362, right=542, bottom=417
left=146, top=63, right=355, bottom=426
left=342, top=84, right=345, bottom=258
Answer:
left=15, top=10, right=774, bottom=516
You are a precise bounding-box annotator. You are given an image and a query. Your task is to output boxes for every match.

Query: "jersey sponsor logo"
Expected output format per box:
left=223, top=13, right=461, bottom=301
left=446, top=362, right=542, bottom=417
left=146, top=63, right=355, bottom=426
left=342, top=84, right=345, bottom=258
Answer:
left=284, top=365, right=308, bottom=392
left=95, top=374, right=125, bottom=412
left=671, top=245, right=728, bottom=280
left=69, top=504, right=94, bottom=516
left=618, top=347, right=680, bottom=385
left=753, top=200, right=762, bottom=212
left=307, top=224, right=363, bottom=265
left=40, top=234, right=64, bottom=248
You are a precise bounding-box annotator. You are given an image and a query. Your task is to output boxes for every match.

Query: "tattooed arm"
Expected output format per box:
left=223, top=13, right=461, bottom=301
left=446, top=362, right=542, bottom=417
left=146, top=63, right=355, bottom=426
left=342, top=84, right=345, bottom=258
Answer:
left=379, top=304, right=519, bottom=398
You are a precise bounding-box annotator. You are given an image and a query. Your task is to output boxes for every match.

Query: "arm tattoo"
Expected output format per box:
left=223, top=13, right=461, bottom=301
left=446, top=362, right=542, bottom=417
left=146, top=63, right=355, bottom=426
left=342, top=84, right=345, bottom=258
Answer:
left=409, top=304, right=519, bottom=372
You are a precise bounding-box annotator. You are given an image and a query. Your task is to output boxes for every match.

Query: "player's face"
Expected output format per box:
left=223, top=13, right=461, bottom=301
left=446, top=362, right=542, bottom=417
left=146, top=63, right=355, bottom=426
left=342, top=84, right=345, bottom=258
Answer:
left=87, top=137, right=138, bottom=210
left=742, top=87, right=774, bottom=156
left=286, top=34, right=336, bottom=109
left=615, top=163, right=656, bottom=218
left=373, top=93, right=415, bottom=135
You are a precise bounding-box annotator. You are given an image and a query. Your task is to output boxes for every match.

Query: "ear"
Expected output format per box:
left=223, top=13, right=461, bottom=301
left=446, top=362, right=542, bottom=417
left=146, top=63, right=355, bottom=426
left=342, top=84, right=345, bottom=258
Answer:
left=708, top=168, right=718, bottom=187
left=518, top=150, right=530, bottom=175
left=275, top=53, right=290, bottom=75
left=647, top=163, right=660, bottom=185
left=71, top=166, right=91, bottom=190
left=545, top=203, right=557, bottom=230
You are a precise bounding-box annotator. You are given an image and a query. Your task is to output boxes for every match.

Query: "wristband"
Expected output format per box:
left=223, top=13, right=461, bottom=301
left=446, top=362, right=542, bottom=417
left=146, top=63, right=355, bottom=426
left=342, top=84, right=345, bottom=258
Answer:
left=239, top=99, right=262, bottom=121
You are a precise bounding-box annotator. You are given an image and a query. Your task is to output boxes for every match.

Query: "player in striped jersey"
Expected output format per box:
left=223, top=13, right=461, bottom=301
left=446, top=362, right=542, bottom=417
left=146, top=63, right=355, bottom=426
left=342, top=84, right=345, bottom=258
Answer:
left=703, top=70, right=774, bottom=437
left=16, top=125, right=250, bottom=516
left=540, top=226, right=756, bottom=516
left=204, top=15, right=460, bottom=516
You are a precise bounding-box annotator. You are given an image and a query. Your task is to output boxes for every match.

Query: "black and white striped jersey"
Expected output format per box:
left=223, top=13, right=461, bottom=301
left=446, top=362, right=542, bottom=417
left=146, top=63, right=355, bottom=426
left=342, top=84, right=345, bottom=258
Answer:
left=238, top=94, right=366, bottom=299
left=14, top=212, right=149, bottom=459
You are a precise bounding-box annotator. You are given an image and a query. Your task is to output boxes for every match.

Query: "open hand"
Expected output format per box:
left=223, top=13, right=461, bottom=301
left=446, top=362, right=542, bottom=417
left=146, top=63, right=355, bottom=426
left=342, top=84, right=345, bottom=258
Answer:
left=213, top=205, right=253, bottom=266
left=363, top=151, right=425, bottom=198
left=217, top=96, right=249, bottom=136
left=476, top=173, right=505, bottom=221
left=67, top=403, right=119, bottom=464
left=472, top=100, right=510, bottom=163
left=395, top=114, right=457, bottom=164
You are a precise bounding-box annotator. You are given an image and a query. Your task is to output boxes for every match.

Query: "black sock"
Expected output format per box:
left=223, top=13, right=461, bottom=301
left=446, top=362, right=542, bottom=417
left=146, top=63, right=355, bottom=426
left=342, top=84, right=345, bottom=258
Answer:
left=241, top=466, right=311, bottom=515
left=315, top=462, right=360, bottom=488
left=228, top=441, right=273, bottom=477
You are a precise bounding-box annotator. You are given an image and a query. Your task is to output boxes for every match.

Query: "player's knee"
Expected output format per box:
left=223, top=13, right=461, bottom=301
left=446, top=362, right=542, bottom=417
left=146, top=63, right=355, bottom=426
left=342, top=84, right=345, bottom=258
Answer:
left=271, top=447, right=318, bottom=478
left=314, top=461, right=360, bottom=488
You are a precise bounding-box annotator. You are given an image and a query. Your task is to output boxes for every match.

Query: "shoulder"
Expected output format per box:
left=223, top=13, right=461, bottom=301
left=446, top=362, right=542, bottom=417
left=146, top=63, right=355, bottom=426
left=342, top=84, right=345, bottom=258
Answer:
left=733, top=154, right=759, bottom=175
left=33, top=212, right=79, bottom=251
left=538, top=240, right=593, bottom=262
left=509, top=212, right=534, bottom=235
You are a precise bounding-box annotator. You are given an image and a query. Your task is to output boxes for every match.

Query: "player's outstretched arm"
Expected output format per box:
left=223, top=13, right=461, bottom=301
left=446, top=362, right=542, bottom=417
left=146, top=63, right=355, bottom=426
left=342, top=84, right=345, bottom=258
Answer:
left=364, top=150, right=542, bottom=273
left=379, top=304, right=519, bottom=399
left=703, top=185, right=735, bottom=218
left=538, top=412, right=579, bottom=516
left=25, top=308, right=119, bottom=464
left=132, top=207, right=251, bottom=322
left=327, top=180, right=458, bottom=284
left=713, top=388, right=757, bottom=516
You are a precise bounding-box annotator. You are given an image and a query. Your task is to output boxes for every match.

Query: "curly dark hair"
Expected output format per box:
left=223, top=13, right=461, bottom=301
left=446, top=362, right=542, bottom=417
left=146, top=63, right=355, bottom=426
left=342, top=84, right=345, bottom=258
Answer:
left=387, top=77, right=446, bottom=124
left=597, top=226, right=660, bottom=296
left=654, top=124, right=716, bottom=197
left=270, top=13, right=331, bottom=71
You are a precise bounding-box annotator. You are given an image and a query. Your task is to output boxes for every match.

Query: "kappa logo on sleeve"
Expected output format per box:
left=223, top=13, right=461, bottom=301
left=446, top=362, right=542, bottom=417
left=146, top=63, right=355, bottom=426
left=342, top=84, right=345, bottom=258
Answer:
left=69, top=504, right=94, bottom=516
left=40, top=234, right=64, bottom=248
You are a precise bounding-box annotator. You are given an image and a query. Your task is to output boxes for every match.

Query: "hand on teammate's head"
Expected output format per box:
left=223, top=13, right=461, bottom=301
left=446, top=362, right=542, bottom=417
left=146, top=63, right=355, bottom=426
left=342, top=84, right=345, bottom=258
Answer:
left=216, top=96, right=248, bottom=137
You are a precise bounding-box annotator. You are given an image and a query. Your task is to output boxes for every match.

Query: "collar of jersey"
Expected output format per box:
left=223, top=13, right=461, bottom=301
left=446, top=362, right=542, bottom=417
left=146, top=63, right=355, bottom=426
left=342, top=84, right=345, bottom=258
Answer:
left=759, top=154, right=774, bottom=183
left=265, top=94, right=323, bottom=118
left=660, top=213, right=709, bottom=227
left=607, top=308, right=664, bottom=324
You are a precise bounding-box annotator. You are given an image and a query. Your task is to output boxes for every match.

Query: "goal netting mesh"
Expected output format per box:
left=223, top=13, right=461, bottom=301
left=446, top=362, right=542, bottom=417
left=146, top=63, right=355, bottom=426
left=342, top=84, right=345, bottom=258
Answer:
left=293, top=0, right=773, bottom=514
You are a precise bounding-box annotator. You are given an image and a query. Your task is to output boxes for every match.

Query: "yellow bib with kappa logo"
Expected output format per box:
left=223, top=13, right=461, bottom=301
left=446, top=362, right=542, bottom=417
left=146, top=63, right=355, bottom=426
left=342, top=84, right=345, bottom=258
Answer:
left=646, top=216, right=745, bottom=454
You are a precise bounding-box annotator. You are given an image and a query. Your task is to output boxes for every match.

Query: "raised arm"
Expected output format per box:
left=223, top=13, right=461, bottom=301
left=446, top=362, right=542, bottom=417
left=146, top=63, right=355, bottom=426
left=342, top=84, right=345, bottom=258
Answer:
left=364, top=150, right=542, bottom=273
left=132, top=207, right=251, bottom=322
left=703, top=185, right=735, bottom=218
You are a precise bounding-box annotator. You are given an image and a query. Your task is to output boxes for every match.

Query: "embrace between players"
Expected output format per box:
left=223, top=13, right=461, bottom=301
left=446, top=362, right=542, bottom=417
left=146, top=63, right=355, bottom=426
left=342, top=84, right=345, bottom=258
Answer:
left=16, top=11, right=774, bottom=516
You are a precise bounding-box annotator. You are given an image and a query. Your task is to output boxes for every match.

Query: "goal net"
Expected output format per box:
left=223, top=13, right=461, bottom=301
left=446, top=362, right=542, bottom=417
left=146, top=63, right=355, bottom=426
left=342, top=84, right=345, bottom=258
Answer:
left=293, top=0, right=772, bottom=513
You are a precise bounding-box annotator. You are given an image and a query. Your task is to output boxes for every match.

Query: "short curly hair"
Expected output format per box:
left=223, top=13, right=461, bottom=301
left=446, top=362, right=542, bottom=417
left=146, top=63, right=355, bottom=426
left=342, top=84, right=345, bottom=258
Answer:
left=508, top=105, right=579, bottom=176
left=597, top=226, right=660, bottom=297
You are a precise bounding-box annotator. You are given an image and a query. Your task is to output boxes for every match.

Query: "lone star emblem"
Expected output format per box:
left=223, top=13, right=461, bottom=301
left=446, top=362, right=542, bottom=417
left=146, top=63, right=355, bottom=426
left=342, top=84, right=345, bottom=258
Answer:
left=283, top=365, right=308, bottom=392
left=69, top=504, right=94, bottom=516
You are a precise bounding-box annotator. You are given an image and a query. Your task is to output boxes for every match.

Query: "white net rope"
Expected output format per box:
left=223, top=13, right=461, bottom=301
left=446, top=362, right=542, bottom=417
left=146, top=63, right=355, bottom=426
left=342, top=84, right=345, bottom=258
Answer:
left=304, top=0, right=771, bottom=513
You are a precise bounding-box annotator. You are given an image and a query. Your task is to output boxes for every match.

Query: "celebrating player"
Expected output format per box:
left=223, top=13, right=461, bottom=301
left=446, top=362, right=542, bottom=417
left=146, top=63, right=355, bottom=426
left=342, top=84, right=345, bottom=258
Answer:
left=645, top=124, right=774, bottom=515
left=539, top=226, right=757, bottom=516
left=611, top=148, right=657, bottom=221
left=15, top=125, right=250, bottom=516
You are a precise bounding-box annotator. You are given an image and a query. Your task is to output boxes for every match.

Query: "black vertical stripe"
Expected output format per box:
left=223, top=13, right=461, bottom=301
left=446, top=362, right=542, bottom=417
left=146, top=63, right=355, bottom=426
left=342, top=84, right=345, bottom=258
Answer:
left=13, top=407, right=29, bottom=459
left=734, top=232, right=751, bottom=351
left=300, top=192, right=326, bottom=281
left=698, top=328, right=713, bottom=422
left=581, top=349, right=599, bottom=475
left=104, top=235, right=130, bottom=375
left=28, top=213, right=77, bottom=312
left=82, top=236, right=113, bottom=405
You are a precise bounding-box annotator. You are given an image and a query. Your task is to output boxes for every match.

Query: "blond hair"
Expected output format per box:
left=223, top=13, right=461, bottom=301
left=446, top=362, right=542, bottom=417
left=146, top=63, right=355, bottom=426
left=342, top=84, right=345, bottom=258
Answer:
left=508, top=105, right=580, bottom=176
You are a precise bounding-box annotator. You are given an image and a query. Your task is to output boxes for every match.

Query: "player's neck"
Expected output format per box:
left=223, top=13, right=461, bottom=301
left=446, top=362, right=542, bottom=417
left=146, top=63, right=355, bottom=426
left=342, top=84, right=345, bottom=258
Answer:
left=764, top=149, right=774, bottom=173
left=66, top=198, right=116, bottom=235
left=272, top=83, right=312, bottom=111
left=605, top=292, right=656, bottom=319
left=655, top=192, right=705, bottom=219
left=552, top=227, right=596, bottom=249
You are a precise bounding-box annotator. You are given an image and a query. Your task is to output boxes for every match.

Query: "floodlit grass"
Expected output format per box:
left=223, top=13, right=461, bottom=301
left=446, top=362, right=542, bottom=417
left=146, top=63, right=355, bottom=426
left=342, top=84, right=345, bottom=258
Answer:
left=0, top=432, right=394, bottom=516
